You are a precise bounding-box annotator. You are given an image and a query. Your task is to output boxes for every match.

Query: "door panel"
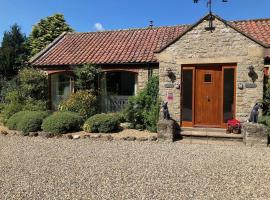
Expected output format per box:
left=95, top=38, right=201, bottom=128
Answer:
left=195, top=67, right=221, bottom=126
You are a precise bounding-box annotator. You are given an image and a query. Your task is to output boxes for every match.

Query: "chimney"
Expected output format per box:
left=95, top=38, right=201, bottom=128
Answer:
left=149, top=20, right=154, bottom=28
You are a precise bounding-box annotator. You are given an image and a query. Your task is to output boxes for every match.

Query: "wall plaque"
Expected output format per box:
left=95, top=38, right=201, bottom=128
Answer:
left=167, top=92, right=174, bottom=102
left=164, top=83, right=174, bottom=88
left=245, top=83, right=257, bottom=88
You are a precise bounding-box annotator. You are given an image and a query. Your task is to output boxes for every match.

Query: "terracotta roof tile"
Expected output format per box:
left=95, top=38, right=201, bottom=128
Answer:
left=231, top=18, right=270, bottom=47
left=32, top=18, right=270, bottom=66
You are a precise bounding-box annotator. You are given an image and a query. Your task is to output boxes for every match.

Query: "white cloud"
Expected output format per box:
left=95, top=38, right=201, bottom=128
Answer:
left=94, top=23, right=104, bottom=31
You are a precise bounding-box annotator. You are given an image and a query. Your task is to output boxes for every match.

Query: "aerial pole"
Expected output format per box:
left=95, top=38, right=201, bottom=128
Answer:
left=193, top=0, right=229, bottom=31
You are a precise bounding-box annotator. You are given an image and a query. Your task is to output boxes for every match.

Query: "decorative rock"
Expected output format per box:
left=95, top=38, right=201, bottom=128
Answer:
left=242, top=122, right=268, bottom=147
left=91, top=134, right=102, bottom=139
left=21, top=132, right=29, bottom=137
left=102, top=135, right=114, bottom=141
left=82, top=135, right=90, bottom=139
left=157, top=119, right=178, bottom=142
left=0, top=130, right=8, bottom=135
left=148, top=136, right=158, bottom=141
left=137, top=137, right=148, bottom=142
left=67, top=135, right=73, bottom=139
left=29, top=132, right=38, bottom=137
left=123, top=136, right=136, bottom=141
left=73, top=135, right=80, bottom=140
left=120, top=123, right=132, bottom=129
left=39, top=132, right=54, bottom=138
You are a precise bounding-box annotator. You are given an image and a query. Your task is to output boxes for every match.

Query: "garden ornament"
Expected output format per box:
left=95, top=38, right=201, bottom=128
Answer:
left=249, top=103, right=262, bottom=123
left=162, top=102, right=170, bottom=120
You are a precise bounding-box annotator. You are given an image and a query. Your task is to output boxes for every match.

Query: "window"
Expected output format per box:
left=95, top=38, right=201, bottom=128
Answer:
left=204, top=74, right=212, bottom=83
left=106, top=72, right=136, bottom=96
left=51, top=74, right=73, bottom=110
left=182, top=70, right=193, bottom=122
left=223, top=68, right=235, bottom=123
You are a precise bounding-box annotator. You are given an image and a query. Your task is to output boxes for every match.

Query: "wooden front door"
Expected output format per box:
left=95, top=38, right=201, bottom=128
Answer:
left=194, top=67, right=221, bottom=127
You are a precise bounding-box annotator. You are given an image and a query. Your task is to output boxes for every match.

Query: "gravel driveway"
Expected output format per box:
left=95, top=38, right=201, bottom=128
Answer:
left=1, top=135, right=270, bottom=200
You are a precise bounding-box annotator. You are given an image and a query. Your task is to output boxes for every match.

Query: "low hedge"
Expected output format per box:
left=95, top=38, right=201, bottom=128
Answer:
left=6, top=111, right=49, bottom=134
left=6, top=111, right=28, bottom=130
left=42, top=112, right=83, bottom=134
left=83, top=113, right=120, bottom=133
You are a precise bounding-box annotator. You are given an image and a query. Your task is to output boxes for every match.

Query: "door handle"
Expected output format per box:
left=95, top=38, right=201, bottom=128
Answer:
left=206, top=96, right=210, bottom=102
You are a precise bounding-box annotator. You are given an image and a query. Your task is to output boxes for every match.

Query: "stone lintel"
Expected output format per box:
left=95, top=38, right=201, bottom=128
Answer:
left=175, top=56, right=244, bottom=65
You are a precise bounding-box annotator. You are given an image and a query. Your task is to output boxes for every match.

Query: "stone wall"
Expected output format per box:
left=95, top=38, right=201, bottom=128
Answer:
left=137, top=68, right=149, bottom=91
left=242, top=122, right=268, bottom=147
left=137, top=67, right=159, bottom=92
left=156, top=17, right=266, bottom=122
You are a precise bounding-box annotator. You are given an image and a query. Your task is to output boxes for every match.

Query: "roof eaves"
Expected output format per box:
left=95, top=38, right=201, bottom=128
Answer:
left=29, top=32, right=68, bottom=64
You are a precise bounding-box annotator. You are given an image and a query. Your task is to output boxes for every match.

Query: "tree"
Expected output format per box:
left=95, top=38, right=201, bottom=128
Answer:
left=74, top=64, right=100, bottom=91
left=0, top=24, right=28, bottom=79
left=28, top=13, right=73, bottom=57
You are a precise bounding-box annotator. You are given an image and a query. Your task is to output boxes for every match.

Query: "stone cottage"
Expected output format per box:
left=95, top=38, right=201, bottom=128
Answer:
left=31, top=13, right=270, bottom=128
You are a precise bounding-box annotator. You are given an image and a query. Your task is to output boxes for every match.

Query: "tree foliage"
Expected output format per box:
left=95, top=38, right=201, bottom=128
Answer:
left=74, top=64, right=100, bottom=91
left=0, top=24, right=28, bottom=79
left=124, top=76, right=160, bottom=132
left=0, top=68, right=48, bottom=122
left=28, top=13, right=73, bottom=56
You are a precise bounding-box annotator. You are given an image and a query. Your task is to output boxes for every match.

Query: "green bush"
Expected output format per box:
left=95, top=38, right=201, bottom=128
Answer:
left=6, top=111, right=28, bottom=130
left=18, top=68, right=48, bottom=101
left=83, top=113, right=120, bottom=133
left=0, top=68, right=48, bottom=123
left=6, top=111, right=49, bottom=134
left=124, top=76, right=160, bottom=132
left=17, top=111, right=49, bottom=134
left=258, top=115, right=269, bottom=126
left=42, top=112, right=83, bottom=134
left=59, top=90, right=97, bottom=119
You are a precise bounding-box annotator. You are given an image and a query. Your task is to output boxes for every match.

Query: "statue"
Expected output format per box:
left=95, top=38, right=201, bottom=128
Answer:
left=249, top=103, right=261, bottom=123
left=162, top=102, right=170, bottom=120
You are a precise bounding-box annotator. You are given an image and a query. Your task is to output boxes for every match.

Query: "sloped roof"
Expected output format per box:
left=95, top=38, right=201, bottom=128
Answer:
left=31, top=26, right=188, bottom=66
left=31, top=15, right=270, bottom=66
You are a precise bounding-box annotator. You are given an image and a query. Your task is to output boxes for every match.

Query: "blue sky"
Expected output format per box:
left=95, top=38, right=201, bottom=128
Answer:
left=1, top=0, right=270, bottom=40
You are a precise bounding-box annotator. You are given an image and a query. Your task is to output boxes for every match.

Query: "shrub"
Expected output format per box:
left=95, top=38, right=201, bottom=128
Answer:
left=258, top=115, right=269, bottom=126
left=59, top=90, right=97, bottom=119
left=17, top=111, right=49, bottom=134
left=124, top=75, right=160, bottom=132
left=23, top=99, right=47, bottom=111
left=18, top=68, right=48, bottom=101
left=83, top=113, right=120, bottom=133
left=6, top=111, right=28, bottom=130
left=0, top=68, right=48, bottom=123
left=42, top=112, right=83, bottom=134
left=6, top=111, right=49, bottom=134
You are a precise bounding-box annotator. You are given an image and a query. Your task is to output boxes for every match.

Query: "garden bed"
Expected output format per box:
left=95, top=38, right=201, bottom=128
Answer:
left=0, top=125, right=158, bottom=141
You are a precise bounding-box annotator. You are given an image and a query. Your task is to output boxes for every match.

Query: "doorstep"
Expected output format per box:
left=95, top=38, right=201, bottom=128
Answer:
left=180, top=127, right=243, bottom=141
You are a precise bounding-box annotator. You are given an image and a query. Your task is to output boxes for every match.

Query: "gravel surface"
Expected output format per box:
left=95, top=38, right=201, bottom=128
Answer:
left=0, top=135, right=270, bottom=200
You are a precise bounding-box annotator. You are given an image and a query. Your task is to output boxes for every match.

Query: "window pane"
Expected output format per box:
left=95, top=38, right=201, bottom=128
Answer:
left=204, top=74, right=212, bottom=82
left=223, top=68, right=235, bottom=123
left=106, top=72, right=135, bottom=96
left=51, top=74, right=72, bottom=110
left=182, top=70, right=193, bottom=121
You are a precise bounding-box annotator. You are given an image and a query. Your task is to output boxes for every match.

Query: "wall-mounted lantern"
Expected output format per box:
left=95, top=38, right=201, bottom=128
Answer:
left=166, top=68, right=173, bottom=77
left=247, top=65, right=258, bottom=83
left=165, top=67, right=176, bottom=82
